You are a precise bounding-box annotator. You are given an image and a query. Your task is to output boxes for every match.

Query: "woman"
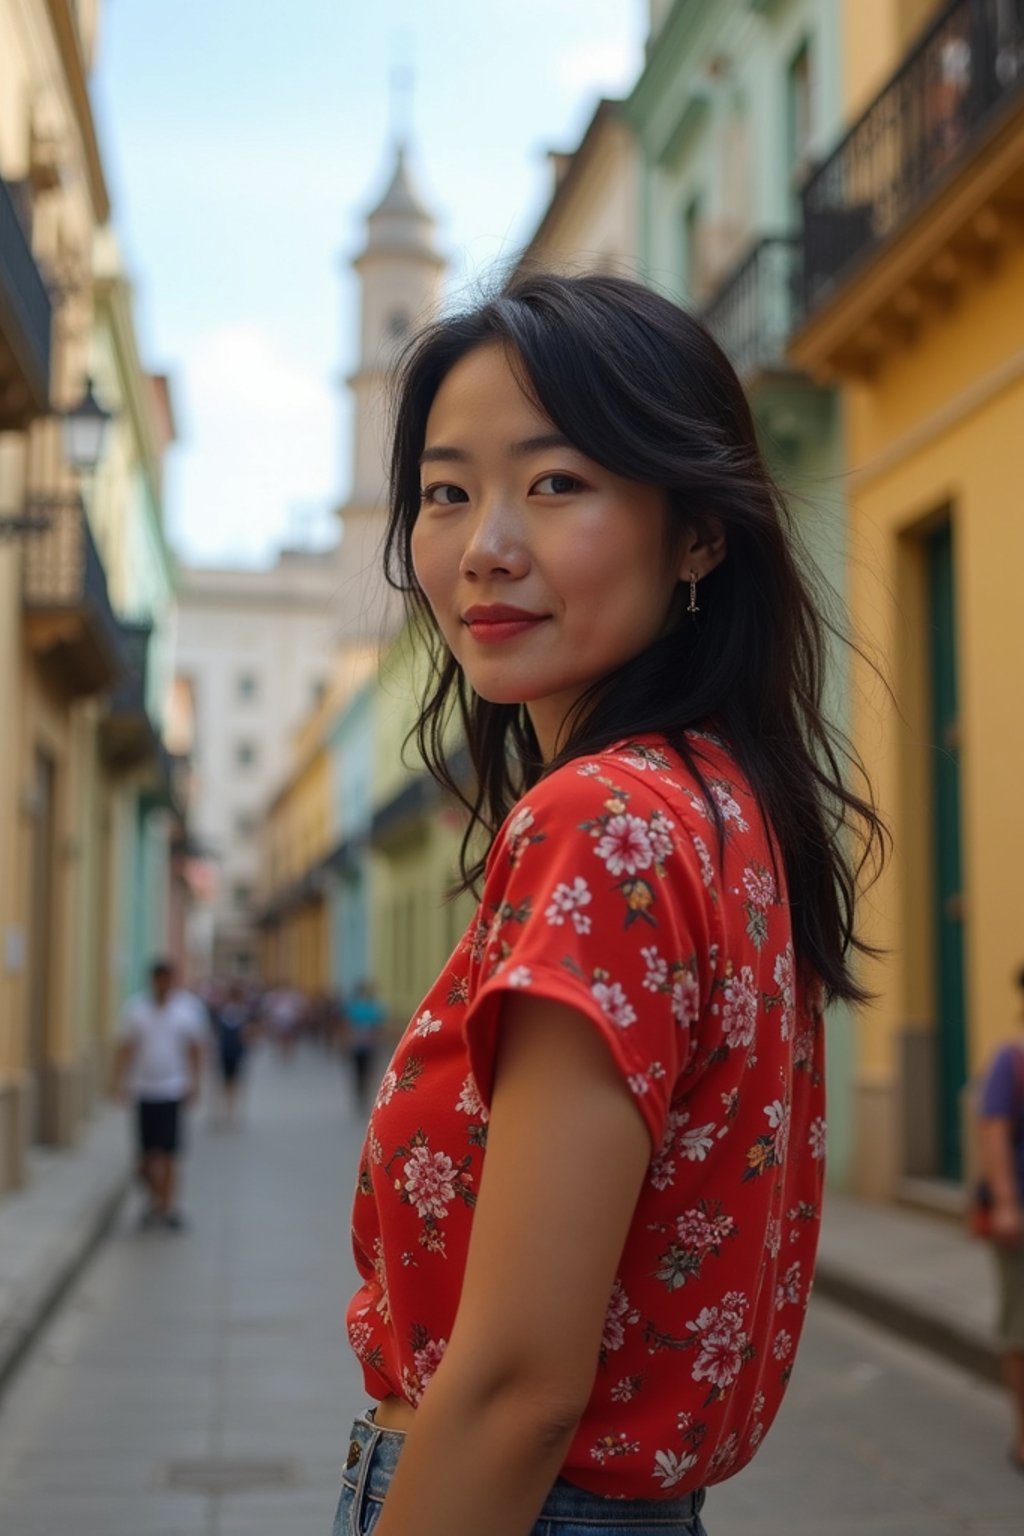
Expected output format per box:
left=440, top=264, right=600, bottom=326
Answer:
left=336, top=273, right=884, bottom=1536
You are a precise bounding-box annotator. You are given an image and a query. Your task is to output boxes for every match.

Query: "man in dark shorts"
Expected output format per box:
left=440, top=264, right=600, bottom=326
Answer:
left=114, top=959, right=204, bottom=1229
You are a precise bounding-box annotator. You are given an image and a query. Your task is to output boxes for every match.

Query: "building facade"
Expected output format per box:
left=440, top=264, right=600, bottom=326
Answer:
left=790, top=0, right=1024, bottom=1197
left=0, top=0, right=180, bottom=1192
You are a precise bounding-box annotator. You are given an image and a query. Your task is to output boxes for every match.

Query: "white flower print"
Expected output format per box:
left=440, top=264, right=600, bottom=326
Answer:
left=507, top=965, right=533, bottom=988
left=764, top=1099, right=790, bottom=1164
left=690, top=833, right=715, bottom=887
left=455, top=1075, right=489, bottom=1122
left=348, top=1319, right=373, bottom=1356
left=403, top=1146, right=458, bottom=1220
left=641, top=944, right=669, bottom=992
left=602, top=1279, right=640, bottom=1353
left=708, top=1432, right=741, bottom=1477
left=742, top=864, right=776, bottom=909
left=679, top=1120, right=716, bottom=1162
left=772, top=1329, right=794, bottom=1361
left=772, top=943, right=796, bottom=1040
left=648, top=810, right=676, bottom=864
left=686, top=1293, right=750, bottom=1391
left=507, top=806, right=535, bottom=841
left=652, top=1447, right=698, bottom=1489
left=594, top=814, right=655, bottom=877
left=775, top=1261, right=803, bottom=1311
left=412, top=1009, right=442, bottom=1037
left=808, top=1116, right=827, bottom=1160
left=544, top=876, right=593, bottom=934
left=765, top=1217, right=783, bottom=1258
left=709, top=779, right=749, bottom=831
left=577, top=762, right=602, bottom=777
left=592, top=979, right=637, bottom=1029
left=672, top=972, right=700, bottom=1028
left=374, top=1069, right=398, bottom=1109
left=721, top=965, right=758, bottom=1049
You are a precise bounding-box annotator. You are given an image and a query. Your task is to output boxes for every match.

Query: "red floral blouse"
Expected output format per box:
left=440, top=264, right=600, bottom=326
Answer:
left=347, top=732, right=826, bottom=1498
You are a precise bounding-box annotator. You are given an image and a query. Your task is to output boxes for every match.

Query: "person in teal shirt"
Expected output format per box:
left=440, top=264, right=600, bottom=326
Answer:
left=343, top=980, right=388, bottom=1113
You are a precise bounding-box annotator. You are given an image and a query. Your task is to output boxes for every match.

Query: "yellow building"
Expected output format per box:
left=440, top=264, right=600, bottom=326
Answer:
left=790, top=0, right=1024, bottom=1197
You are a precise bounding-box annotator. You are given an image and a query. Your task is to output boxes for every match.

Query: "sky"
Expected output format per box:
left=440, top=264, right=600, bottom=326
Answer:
left=92, top=0, right=648, bottom=568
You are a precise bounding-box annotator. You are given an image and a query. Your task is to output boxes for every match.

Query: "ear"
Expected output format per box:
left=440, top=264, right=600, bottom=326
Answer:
left=676, top=520, right=727, bottom=582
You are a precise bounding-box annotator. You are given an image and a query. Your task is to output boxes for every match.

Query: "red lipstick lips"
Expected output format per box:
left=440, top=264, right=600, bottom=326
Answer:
left=462, top=604, right=548, bottom=644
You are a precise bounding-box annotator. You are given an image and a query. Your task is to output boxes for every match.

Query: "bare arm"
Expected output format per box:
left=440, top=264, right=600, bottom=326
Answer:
left=980, top=1117, right=1022, bottom=1244
left=373, top=995, right=651, bottom=1536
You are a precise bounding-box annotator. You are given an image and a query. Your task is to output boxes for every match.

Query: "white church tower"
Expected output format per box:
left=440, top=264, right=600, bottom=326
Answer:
left=335, top=142, right=446, bottom=642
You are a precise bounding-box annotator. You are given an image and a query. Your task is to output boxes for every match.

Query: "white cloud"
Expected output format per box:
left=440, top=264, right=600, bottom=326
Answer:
left=171, top=323, right=337, bottom=567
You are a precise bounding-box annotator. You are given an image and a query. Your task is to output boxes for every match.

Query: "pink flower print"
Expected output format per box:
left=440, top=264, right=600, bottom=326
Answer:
left=672, top=971, right=700, bottom=1028
left=676, top=1206, right=735, bottom=1252
left=602, top=1279, right=640, bottom=1352
left=403, top=1146, right=458, bottom=1220
left=507, top=965, right=533, bottom=988
left=413, top=1336, right=447, bottom=1394
left=772, top=1329, right=794, bottom=1361
left=775, top=1261, right=803, bottom=1310
left=455, top=1075, right=489, bottom=1122
left=592, top=979, right=637, bottom=1029
left=708, top=1431, right=741, bottom=1477
left=595, top=814, right=655, bottom=877
left=374, top=1069, right=398, bottom=1109
left=577, top=762, right=602, bottom=777
left=412, top=1009, right=442, bottom=1037
left=686, top=1295, right=750, bottom=1391
left=772, top=944, right=795, bottom=1039
left=544, top=876, right=593, bottom=933
left=764, top=1217, right=782, bottom=1258
left=742, top=864, right=776, bottom=908
left=721, top=965, right=757, bottom=1049
left=648, top=810, right=676, bottom=864
left=808, top=1116, right=827, bottom=1160
left=348, top=1319, right=373, bottom=1357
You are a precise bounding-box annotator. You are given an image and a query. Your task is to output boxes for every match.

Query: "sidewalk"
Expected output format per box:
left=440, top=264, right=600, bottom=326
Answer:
left=0, top=1074, right=1003, bottom=1409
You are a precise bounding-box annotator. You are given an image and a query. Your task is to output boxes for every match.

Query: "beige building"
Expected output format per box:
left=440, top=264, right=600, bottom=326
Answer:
left=1, top=0, right=179, bottom=1191
left=520, top=99, right=640, bottom=276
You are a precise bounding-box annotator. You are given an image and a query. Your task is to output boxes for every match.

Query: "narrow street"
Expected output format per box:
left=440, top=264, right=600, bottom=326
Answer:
left=0, top=1048, right=1020, bottom=1536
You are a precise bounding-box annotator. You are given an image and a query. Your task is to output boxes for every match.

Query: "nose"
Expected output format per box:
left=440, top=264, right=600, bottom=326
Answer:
left=459, top=496, right=529, bottom=581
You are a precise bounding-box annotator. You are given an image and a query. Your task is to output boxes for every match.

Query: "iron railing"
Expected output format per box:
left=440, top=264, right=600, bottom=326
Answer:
left=109, top=619, right=152, bottom=718
left=23, top=499, right=123, bottom=670
left=801, top=0, right=1024, bottom=311
left=0, top=172, right=51, bottom=416
left=702, top=235, right=802, bottom=380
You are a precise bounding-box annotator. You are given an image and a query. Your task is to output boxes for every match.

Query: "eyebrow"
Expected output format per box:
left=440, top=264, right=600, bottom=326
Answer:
left=419, top=432, right=576, bottom=466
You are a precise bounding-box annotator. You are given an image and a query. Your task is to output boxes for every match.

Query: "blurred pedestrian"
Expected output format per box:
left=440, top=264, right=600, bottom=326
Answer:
left=262, top=981, right=305, bottom=1061
left=978, top=965, right=1024, bottom=1471
left=341, top=980, right=387, bottom=1113
left=209, top=978, right=255, bottom=1125
left=334, top=273, right=886, bottom=1536
left=114, top=958, right=204, bottom=1230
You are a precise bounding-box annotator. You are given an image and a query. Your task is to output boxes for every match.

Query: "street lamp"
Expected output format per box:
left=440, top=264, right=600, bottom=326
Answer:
left=0, top=379, right=113, bottom=540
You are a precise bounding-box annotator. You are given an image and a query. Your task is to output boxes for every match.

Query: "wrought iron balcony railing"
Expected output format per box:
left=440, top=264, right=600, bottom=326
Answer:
left=802, top=0, right=1024, bottom=312
left=22, top=499, right=123, bottom=695
left=0, top=172, right=52, bottom=424
left=101, top=619, right=157, bottom=768
left=702, top=235, right=802, bottom=382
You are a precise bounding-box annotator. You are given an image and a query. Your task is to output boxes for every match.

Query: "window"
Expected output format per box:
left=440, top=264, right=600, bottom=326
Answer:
left=237, top=672, right=259, bottom=702
left=236, top=741, right=258, bottom=769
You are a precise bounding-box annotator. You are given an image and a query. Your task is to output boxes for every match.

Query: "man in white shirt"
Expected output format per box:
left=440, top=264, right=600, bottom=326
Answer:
left=114, top=959, right=205, bottom=1230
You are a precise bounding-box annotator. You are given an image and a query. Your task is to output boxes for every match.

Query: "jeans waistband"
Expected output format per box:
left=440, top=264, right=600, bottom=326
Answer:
left=341, top=1410, right=706, bottom=1526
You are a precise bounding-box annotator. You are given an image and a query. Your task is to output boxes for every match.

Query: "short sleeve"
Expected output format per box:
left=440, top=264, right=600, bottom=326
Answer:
left=462, top=762, right=716, bottom=1149
left=981, top=1046, right=1024, bottom=1119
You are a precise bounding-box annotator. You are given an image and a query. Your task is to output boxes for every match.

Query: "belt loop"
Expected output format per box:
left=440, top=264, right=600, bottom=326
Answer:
left=349, top=1424, right=382, bottom=1536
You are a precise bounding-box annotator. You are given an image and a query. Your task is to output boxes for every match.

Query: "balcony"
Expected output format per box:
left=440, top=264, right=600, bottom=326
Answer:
left=0, top=172, right=51, bottom=427
left=793, top=0, right=1024, bottom=376
left=702, top=235, right=803, bottom=385
left=22, top=499, right=123, bottom=696
left=100, top=620, right=157, bottom=769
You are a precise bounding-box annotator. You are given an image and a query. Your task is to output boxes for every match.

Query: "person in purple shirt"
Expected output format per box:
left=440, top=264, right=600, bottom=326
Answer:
left=979, top=965, right=1024, bottom=1470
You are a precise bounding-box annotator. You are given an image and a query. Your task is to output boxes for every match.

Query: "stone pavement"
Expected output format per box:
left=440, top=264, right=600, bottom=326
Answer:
left=0, top=1047, right=1005, bottom=1534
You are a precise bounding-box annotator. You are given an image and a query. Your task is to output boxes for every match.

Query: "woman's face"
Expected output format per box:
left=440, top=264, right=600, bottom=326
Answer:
left=411, top=343, right=708, bottom=759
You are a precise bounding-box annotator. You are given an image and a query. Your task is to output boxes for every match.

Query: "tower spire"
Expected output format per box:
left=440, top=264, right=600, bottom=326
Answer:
left=389, top=37, right=414, bottom=149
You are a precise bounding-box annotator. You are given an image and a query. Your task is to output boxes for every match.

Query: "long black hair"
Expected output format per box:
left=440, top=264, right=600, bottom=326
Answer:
left=383, top=271, right=887, bottom=1004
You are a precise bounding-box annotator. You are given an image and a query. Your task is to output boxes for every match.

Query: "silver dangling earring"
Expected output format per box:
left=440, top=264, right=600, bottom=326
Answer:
left=687, top=569, right=699, bottom=616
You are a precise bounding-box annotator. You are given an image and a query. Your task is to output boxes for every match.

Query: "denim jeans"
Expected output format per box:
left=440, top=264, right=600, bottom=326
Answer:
left=332, top=1411, right=709, bottom=1536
